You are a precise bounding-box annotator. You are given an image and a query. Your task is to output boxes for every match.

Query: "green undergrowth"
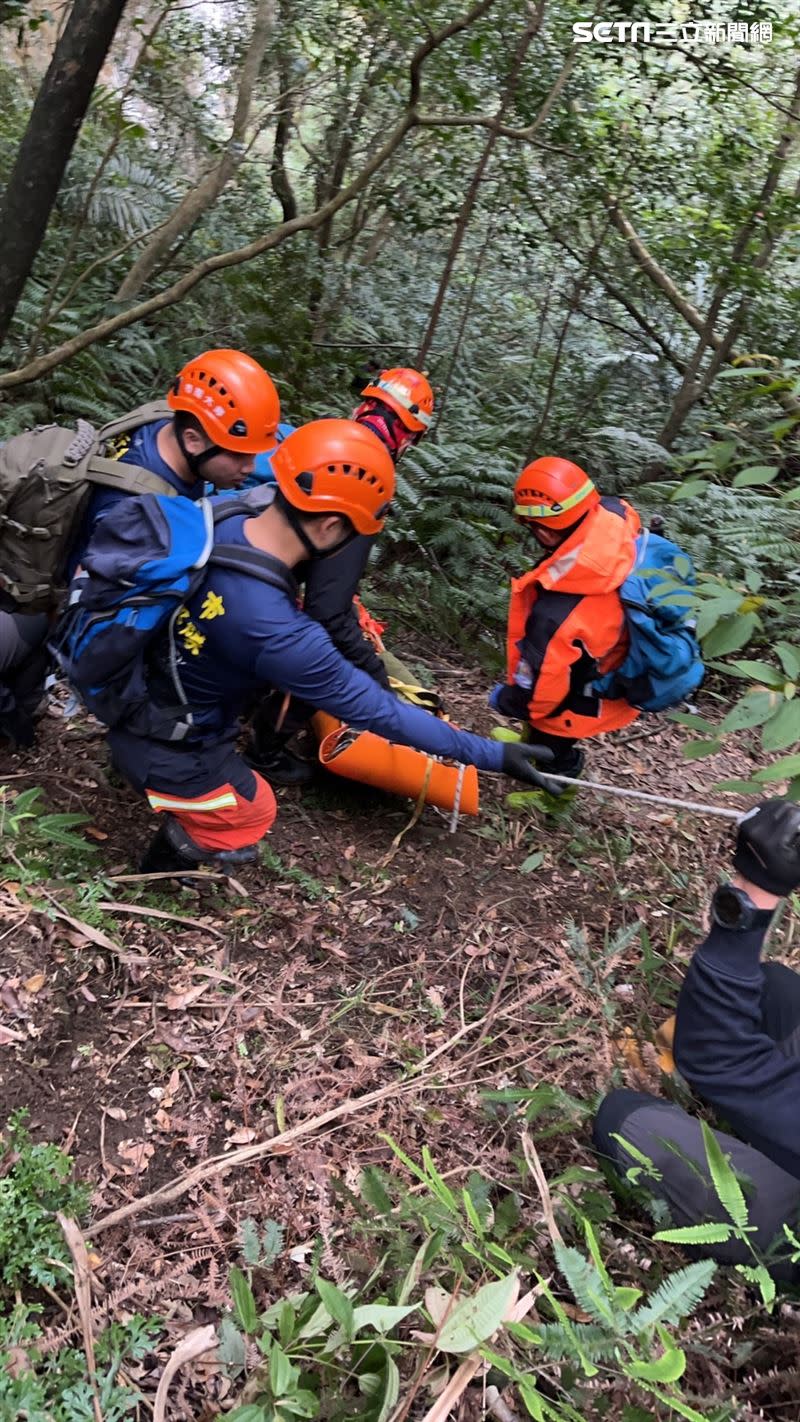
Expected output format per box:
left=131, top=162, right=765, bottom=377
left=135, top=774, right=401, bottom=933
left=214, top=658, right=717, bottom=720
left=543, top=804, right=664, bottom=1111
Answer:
left=216, top=1135, right=781, bottom=1421
left=0, top=1111, right=159, bottom=1420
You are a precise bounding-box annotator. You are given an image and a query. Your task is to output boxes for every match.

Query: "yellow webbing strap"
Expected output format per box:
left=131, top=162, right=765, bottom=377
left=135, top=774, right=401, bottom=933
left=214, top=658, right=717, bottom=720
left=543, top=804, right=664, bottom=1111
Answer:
left=388, top=677, right=443, bottom=714
left=378, top=755, right=434, bottom=867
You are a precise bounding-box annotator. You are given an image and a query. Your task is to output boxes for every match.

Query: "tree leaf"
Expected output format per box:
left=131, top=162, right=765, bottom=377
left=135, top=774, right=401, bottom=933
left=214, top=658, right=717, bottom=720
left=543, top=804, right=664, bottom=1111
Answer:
left=762, top=699, right=800, bottom=752
left=629, top=1260, right=716, bottom=1329
left=626, top=1341, right=686, bottom=1383
left=732, top=465, right=779, bottom=488
left=277, top=1389, right=319, bottom=1417
left=520, top=850, right=545, bottom=874
left=727, top=659, right=784, bottom=686
left=270, top=1341, right=299, bottom=1398
left=375, top=1353, right=400, bottom=1422
left=229, top=1267, right=258, bottom=1334
left=694, top=590, right=748, bottom=640
left=719, top=691, right=779, bottom=733
left=702, top=612, right=757, bottom=657
left=435, top=1272, right=518, bottom=1353
left=775, top=643, right=800, bottom=680
left=654, top=1222, right=734, bottom=1244
left=700, top=1120, right=748, bottom=1228
left=351, top=1302, right=418, bottom=1333
left=714, top=778, right=764, bottom=794
left=669, top=478, right=709, bottom=501
left=682, top=740, right=723, bottom=759
left=316, top=1278, right=354, bottom=1340
left=360, top=1167, right=392, bottom=1215
left=755, top=754, right=800, bottom=782
left=240, top=1218, right=261, bottom=1268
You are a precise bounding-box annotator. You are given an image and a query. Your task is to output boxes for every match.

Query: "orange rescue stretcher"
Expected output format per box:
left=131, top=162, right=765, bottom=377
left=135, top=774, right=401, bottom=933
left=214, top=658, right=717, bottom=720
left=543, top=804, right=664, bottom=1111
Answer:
left=311, top=711, right=479, bottom=817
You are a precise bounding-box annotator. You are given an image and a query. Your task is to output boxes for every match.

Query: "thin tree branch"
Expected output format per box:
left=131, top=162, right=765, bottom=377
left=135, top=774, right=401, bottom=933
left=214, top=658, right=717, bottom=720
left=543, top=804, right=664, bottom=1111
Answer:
left=417, top=0, right=546, bottom=364
left=417, top=44, right=577, bottom=144
left=114, top=0, right=274, bottom=302
left=24, top=0, right=171, bottom=361
left=0, top=0, right=497, bottom=391
left=658, top=61, right=800, bottom=444
left=530, top=199, right=687, bottom=372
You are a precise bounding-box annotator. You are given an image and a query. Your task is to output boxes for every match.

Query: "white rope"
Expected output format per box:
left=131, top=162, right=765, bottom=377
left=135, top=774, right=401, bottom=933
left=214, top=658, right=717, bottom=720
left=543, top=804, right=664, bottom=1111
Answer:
left=449, top=761, right=466, bottom=834
left=538, top=771, right=743, bottom=821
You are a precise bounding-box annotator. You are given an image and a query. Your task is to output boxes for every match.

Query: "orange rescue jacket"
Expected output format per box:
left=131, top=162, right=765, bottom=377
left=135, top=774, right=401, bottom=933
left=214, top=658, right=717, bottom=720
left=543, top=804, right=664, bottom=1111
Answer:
left=503, top=496, right=641, bottom=739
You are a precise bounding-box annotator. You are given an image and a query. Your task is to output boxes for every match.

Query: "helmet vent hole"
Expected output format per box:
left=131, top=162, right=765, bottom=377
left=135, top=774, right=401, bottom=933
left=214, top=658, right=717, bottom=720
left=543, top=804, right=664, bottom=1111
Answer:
left=295, top=470, right=314, bottom=493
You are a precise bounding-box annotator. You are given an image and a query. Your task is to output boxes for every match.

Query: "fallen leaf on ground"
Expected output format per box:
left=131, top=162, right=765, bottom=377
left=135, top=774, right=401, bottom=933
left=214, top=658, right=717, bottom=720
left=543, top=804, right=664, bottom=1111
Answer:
left=117, top=1139, right=155, bottom=1174
left=24, top=972, right=46, bottom=994
left=226, top=1127, right=257, bottom=1146
left=166, top=982, right=213, bottom=1011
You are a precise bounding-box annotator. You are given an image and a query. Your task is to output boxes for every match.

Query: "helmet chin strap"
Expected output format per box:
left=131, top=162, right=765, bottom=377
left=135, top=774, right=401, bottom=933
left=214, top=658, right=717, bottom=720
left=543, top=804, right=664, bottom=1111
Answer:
left=531, top=509, right=590, bottom=548
left=354, top=406, right=416, bottom=462
left=276, top=491, right=358, bottom=560
left=176, top=424, right=223, bottom=479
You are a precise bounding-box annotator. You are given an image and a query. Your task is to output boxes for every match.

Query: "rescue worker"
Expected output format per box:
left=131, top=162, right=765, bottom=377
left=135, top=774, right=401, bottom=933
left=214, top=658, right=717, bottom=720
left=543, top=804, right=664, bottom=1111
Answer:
left=489, top=457, right=641, bottom=777
left=594, top=798, right=800, bottom=1280
left=70, top=348, right=281, bottom=571
left=99, top=419, right=556, bottom=873
left=244, top=368, right=436, bottom=783
left=0, top=608, right=49, bottom=747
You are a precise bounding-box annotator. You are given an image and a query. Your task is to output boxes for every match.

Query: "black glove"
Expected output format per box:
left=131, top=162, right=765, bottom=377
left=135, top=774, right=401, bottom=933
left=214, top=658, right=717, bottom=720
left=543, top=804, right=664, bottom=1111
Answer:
left=733, top=799, right=800, bottom=897
left=501, top=741, right=561, bottom=794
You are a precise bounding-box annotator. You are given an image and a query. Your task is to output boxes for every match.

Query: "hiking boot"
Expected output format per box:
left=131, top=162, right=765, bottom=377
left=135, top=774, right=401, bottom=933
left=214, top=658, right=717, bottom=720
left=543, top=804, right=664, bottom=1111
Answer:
left=139, top=815, right=259, bottom=875
left=243, top=739, right=316, bottom=786
left=550, top=747, right=585, bottom=780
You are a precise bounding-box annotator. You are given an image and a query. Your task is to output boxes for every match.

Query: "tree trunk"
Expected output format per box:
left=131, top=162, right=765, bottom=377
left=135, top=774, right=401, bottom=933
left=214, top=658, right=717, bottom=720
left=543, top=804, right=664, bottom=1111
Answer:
left=434, top=213, right=496, bottom=430
left=606, top=64, right=800, bottom=447
left=114, top=0, right=273, bottom=303
left=525, top=215, right=615, bottom=456
left=0, top=0, right=128, bottom=351
left=416, top=1, right=544, bottom=367
left=0, top=0, right=498, bottom=391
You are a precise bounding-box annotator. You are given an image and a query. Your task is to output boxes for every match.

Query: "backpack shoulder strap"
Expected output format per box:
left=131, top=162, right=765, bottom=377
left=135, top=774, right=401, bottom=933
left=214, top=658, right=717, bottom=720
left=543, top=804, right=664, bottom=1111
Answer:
left=209, top=500, right=297, bottom=594
left=97, top=400, right=173, bottom=443
left=209, top=544, right=297, bottom=598
left=211, top=497, right=256, bottom=525
left=83, top=456, right=179, bottom=497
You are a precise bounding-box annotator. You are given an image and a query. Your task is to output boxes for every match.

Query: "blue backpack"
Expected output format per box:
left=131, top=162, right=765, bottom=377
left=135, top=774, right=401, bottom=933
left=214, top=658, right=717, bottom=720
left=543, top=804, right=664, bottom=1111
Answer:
left=594, top=529, right=704, bottom=713
left=51, top=494, right=295, bottom=739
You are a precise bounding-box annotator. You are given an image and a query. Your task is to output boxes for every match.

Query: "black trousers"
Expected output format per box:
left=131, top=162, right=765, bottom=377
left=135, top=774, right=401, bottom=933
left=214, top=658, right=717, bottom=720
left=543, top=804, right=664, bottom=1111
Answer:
left=0, top=608, right=50, bottom=745
left=593, top=962, right=800, bottom=1278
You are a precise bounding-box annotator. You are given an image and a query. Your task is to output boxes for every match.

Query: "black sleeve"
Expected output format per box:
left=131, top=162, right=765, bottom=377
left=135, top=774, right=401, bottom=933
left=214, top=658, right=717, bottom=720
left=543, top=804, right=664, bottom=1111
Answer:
left=497, top=591, right=584, bottom=722
left=674, top=922, right=800, bottom=1180
left=495, top=681, right=532, bottom=720
left=303, top=535, right=374, bottom=623
left=301, top=534, right=390, bottom=686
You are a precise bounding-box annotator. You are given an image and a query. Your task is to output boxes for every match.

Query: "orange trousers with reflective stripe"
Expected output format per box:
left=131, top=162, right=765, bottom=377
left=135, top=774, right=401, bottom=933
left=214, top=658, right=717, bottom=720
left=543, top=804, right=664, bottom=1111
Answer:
left=108, top=730, right=277, bottom=853
left=145, top=776, right=277, bottom=851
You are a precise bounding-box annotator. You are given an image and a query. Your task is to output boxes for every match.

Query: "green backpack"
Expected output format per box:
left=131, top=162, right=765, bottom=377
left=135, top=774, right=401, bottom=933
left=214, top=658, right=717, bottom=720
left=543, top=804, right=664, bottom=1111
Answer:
left=0, top=401, right=181, bottom=611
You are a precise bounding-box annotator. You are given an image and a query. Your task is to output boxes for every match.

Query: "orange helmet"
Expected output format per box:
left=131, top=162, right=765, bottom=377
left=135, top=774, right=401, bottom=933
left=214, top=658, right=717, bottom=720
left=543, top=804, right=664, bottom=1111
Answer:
left=513, top=457, right=599, bottom=530
left=272, top=419, right=396, bottom=535
left=360, top=367, right=434, bottom=433
left=168, top=349, right=280, bottom=453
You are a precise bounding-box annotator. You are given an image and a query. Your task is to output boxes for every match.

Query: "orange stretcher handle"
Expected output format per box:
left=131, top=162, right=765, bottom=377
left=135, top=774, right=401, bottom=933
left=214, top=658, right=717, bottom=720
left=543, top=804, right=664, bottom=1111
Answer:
left=312, top=711, right=479, bottom=816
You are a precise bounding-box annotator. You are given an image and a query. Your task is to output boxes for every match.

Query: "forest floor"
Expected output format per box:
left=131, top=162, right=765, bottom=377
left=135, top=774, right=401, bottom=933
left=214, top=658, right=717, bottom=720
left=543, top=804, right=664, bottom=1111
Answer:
left=2, top=643, right=799, bottom=1420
